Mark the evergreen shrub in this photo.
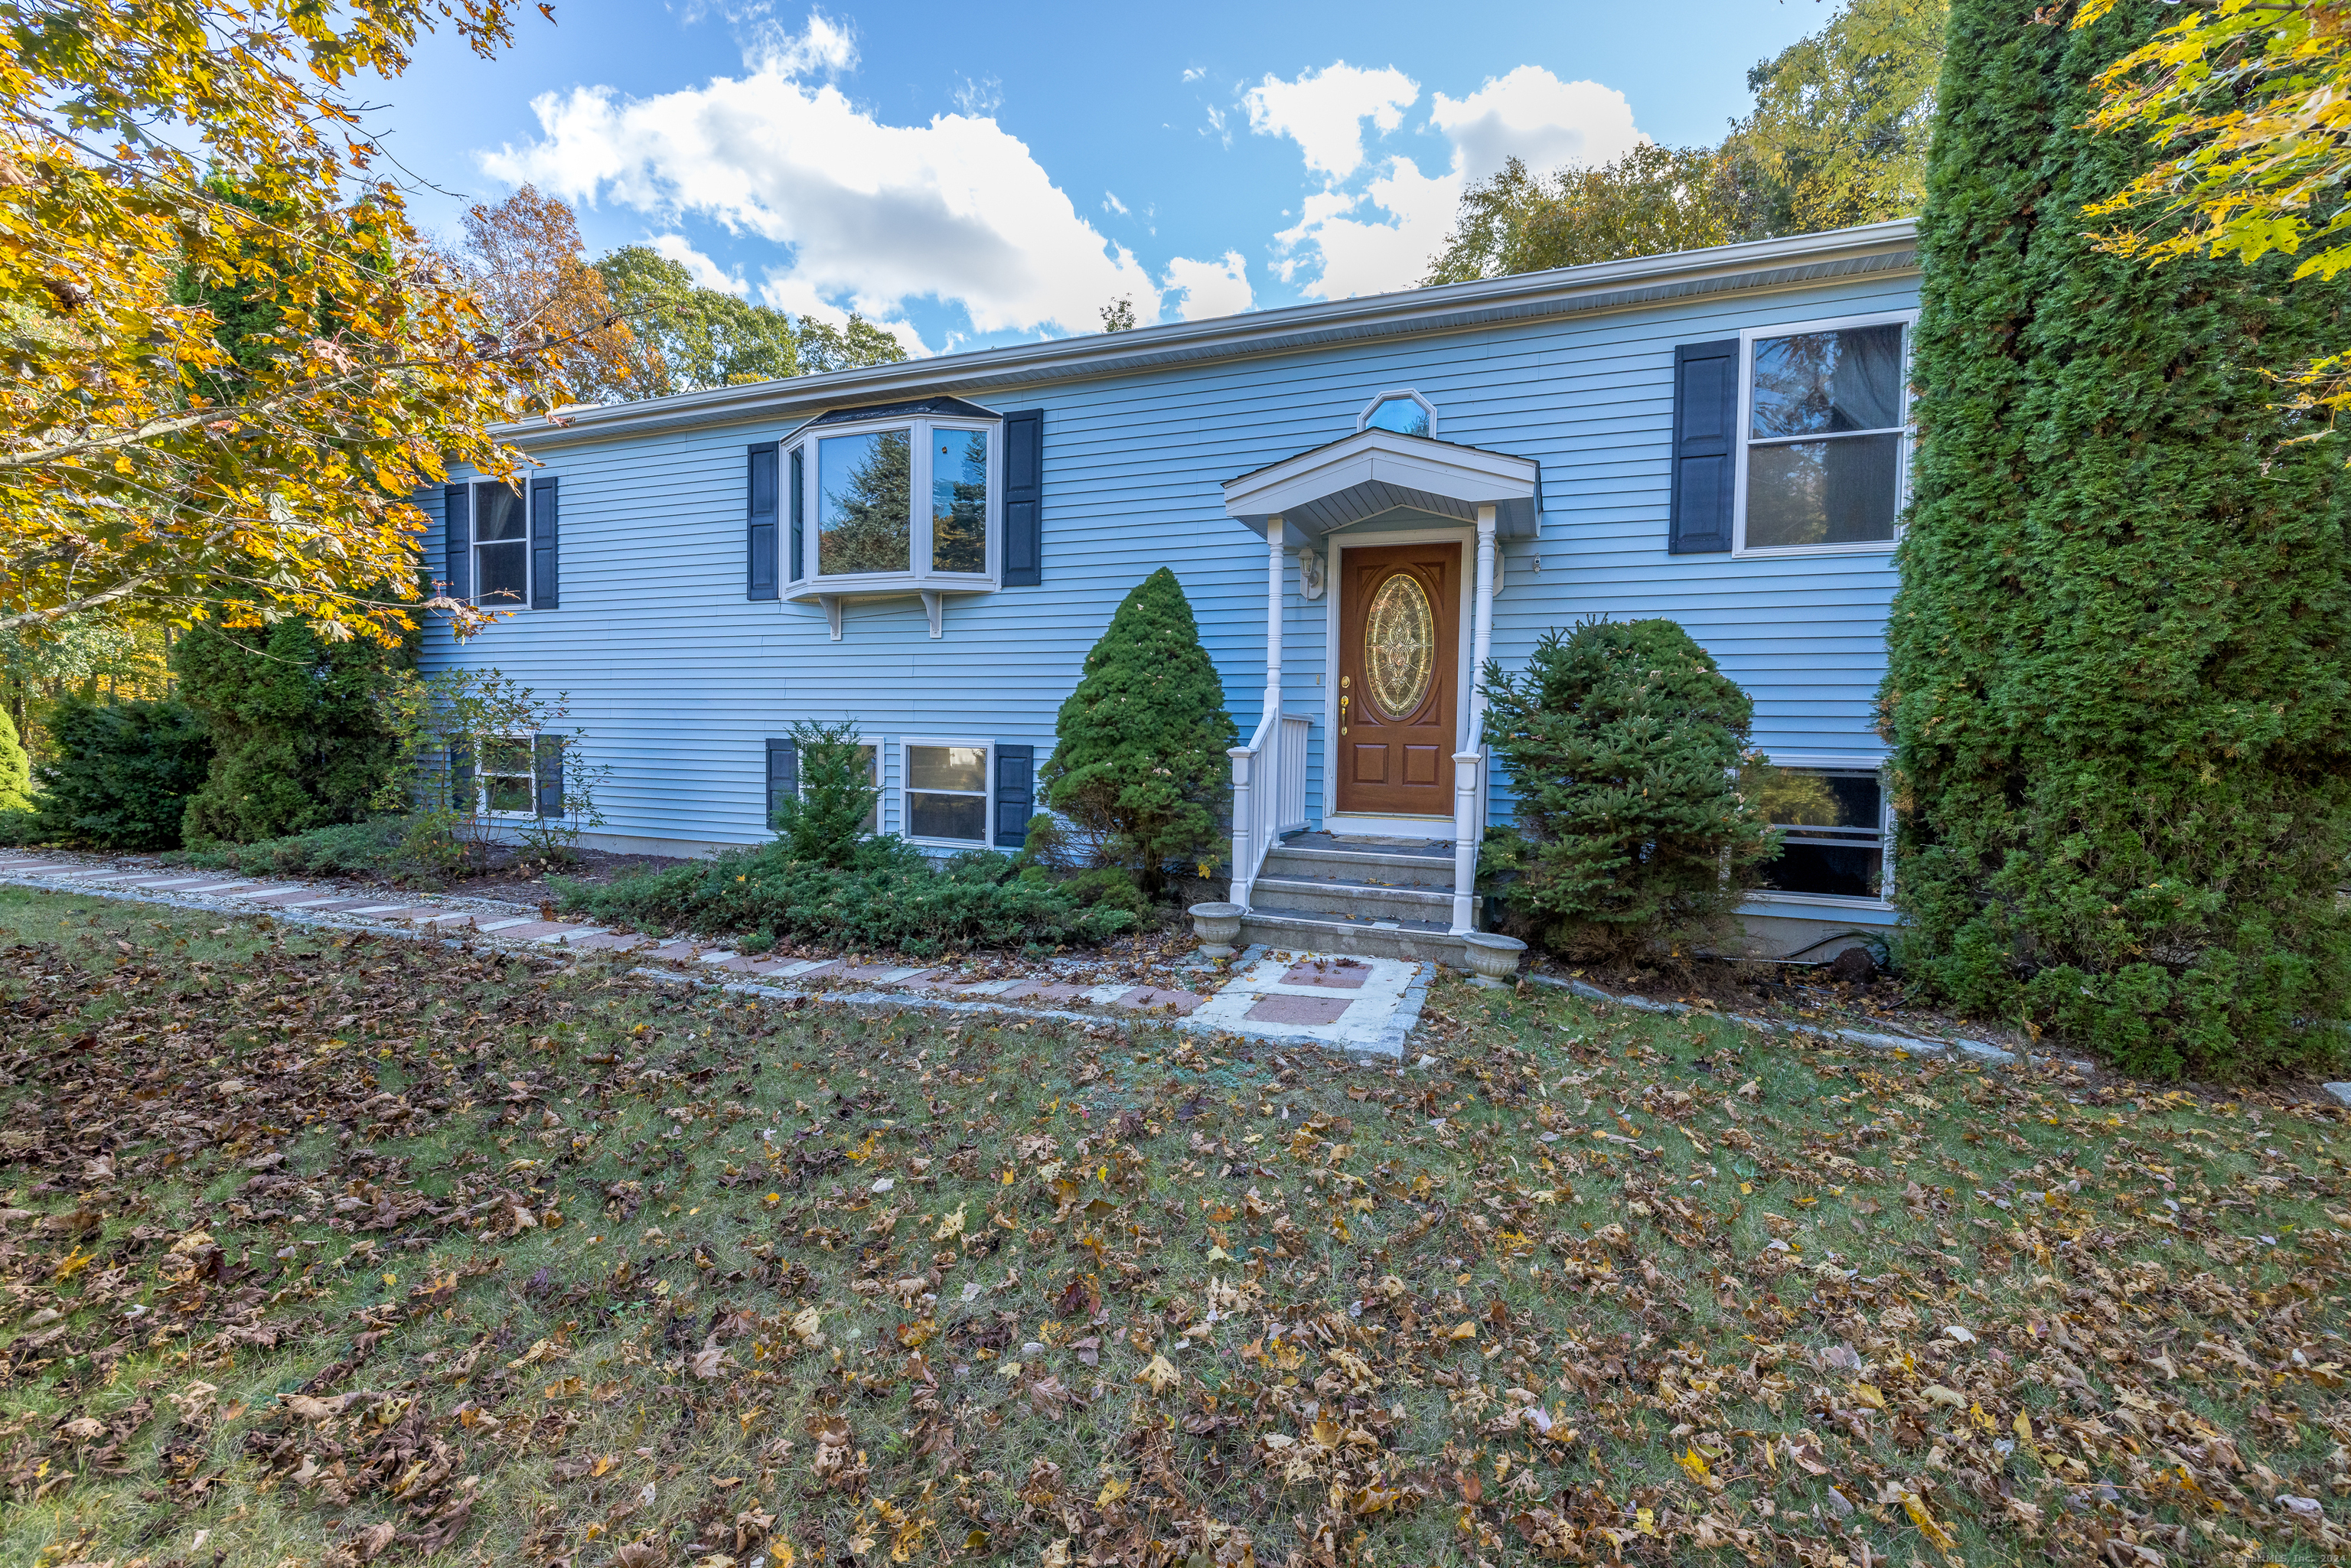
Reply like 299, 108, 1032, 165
177, 817, 420, 883
773, 717, 878, 868
1482, 618, 1778, 960
0, 706, 30, 813
33, 697, 213, 850
1884, 0, 2351, 1079
559, 836, 1133, 956
1038, 567, 1237, 895
172, 618, 404, 845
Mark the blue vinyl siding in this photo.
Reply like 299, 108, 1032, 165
420, 268, 1919, 850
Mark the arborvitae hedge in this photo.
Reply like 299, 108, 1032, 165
1885, 0, 2351, 1078
172, 619, 405, 846
1039, 567, 1237, 895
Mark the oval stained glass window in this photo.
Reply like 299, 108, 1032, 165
1364, 572, 1436, 717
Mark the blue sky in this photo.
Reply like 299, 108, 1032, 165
373, 0, 1831, 356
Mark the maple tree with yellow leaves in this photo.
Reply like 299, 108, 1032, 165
0, 0, 608, 647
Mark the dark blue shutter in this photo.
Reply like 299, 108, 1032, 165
787, 446, 805, 583
533, 735, 564, 817
530, 474, 559, 608
1001, 409, 1042, 586
993, 743, 1034, 848
1668, 339, 1740, 554
442, 484, 471, 601
765, 738, 797, 833
448, 743, 474, 812
747, 442, 779, 600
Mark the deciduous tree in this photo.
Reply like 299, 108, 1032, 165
2079, 0, 2351, 426
1, 0, 579, 646
1424, 147, 1741, 285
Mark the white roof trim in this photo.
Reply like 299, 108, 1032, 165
497, 218, 1918, 451
1223, 429, 1541, 542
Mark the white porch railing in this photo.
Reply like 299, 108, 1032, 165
1228, 711, 1309, 911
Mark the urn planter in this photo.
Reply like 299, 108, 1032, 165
1189, 901, 1244, 959
1459, 931, 1527, 988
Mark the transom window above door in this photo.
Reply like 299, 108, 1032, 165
1737, 313, 1913, 554
784, 409, 999, 589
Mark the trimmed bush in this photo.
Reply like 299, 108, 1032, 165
1482, 618, 1778, 959
0, 706, 30, 813
559, 836, 1133, 956
1039, 568, 1237, 895
1883, 0, 2351, 1080
33, 697, 213, 850
173, 618, 404, 845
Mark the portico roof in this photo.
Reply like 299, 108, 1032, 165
1221, 428, 1541, 543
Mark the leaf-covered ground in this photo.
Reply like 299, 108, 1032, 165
2, 885, 2347, 1568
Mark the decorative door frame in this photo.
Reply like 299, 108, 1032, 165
1319, 523, 1478, 833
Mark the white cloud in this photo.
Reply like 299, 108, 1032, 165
481, 12, 1155, 336
651, 233, 748, 296
1181, 66, 1205, 83
1262, 62, 1649, 300
1104, 190, 1129, 216
1243, 62, 1419, 181
1277, 161, 1460, 300
1430, 66, 1642, 184
1160, 250, 1252, 321
742, 9, 856, 75
953, 76, 1002, 115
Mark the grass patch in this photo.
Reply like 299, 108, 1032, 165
0, 886, 2346, 1568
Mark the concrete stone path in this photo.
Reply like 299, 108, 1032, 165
0, 850, 1434, 1058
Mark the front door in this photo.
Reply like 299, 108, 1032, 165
1335, 541, 1459, 817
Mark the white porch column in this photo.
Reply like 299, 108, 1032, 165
1469, 505, 1497, 711
1264, 515, 1285, 723
1451, 504, 1500, 934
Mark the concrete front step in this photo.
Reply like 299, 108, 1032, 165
1247, 872, 1452, 922
1241, 906, 1468, 966
1260, 843, 1456, 890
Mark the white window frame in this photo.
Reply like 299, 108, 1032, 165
789, 415, 1001, 593
468, 478, 536, 610
1355, 387, 1437, 438
1744, 751, 1894, 910
1733, 309, 1917, 559
898, 736, 993, 850
476, 733, 541, 822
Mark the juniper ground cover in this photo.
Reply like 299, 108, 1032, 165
1, 886, 2345, 1568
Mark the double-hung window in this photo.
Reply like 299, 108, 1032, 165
1736, 313, 1913, 554
901, 739, 991, 847
788, 412, 997, 588
472, 481, 531, 605
475, 736, 540, 818
1746, 759, 1891, 902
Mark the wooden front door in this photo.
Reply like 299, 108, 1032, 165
1335, 541, 1460, 816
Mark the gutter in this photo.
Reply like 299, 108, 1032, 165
497, 220, 1920, 451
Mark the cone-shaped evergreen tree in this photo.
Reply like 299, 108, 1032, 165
1040, 568, 1237, 895
0, 706, 30, 813
1884, 0, 2351, 1078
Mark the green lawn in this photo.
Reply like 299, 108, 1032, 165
1, 885, 2345, 1568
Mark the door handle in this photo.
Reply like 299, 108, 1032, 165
1339, 676, 1351, 736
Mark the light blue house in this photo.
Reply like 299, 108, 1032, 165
422, 218, 1921, 964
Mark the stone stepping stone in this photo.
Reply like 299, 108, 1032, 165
1243, 993, 1354, 1026
1280, 959, 1372, 990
